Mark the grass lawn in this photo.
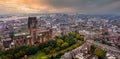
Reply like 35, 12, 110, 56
29, 51, 49, 59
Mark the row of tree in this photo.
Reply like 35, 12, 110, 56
0, 46, 39, 59
88, 45, 105, 59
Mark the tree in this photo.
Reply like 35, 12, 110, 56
39, 42, 46, 50
75, 58, 79, 59
94, 48, 105, 59
55, 52, 63, 58
55, 47, 60, 51
2, 48, 14, 56
43, 47, 51, 54
76, 34, 84, 40
56, 39, 64, 47
118, 45, 120, 49
1, 54, 13, 59
0, 45, 3, 53
13, 46, 27, 53
102, 32, 108, 36
14, 50, 25, 58
61, 42, 69, 49
48, 40, 57, 48
64, 37, 76, 46
90, 45, 98, 54
25, 46, 39, 55
69, 32, 76, 38
0, 38, 1, 42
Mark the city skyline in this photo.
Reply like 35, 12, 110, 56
0, 0, 120, 15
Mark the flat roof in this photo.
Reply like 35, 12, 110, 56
14, 32, 29, 36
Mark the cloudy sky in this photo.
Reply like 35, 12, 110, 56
0, 0, 120, 15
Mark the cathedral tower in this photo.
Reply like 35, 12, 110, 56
28, 17, 38, 45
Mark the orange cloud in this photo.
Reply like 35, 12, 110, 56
0, 0, 76, 14
0, 0, 53, 14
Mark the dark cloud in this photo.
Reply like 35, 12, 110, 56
0, 0, 120, 14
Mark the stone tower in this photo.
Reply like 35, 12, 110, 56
28, 17, 38, 45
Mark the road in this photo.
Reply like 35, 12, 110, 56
86, 40, 120, 54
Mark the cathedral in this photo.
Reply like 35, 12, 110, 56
3, 17, 52, 48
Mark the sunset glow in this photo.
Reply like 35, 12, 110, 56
0, 0, 120, 14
